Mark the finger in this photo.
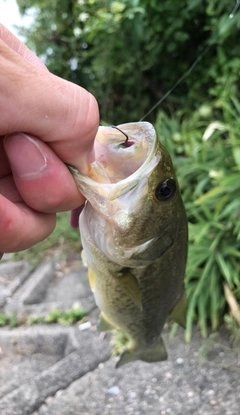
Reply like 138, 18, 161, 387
0, 36, 99, 172
0, 196, 56, 253
4, 133, 85, 212
0, 24, 48, 70
0, 174, 22, 203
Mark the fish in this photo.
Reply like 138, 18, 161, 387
69, 121, 188, 367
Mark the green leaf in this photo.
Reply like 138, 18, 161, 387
215, 253, 234, 288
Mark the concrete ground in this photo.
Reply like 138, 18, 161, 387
0, 257, 239, 415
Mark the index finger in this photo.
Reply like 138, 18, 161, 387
0, 24, 99, 172
0, 24, 48, 70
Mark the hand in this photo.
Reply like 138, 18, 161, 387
0, 24, 99, 256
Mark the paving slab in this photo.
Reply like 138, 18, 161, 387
0, 258, 239, 415
0, 325, 111, 415
32, 329, 240, 415
4, 261, 95, 319
0, 261, 31, 308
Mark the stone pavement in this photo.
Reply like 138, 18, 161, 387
0, 258, 239, 415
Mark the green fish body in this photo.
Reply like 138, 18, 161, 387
70, 122, 188, 367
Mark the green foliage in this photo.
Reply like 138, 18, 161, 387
111, 329, 130, 356
0, 314, 8, 326
17, 0, 240, 123
0, 307, 86, 327
155, 97, 240, 341
28, 306, 87, 325
224, 315, 240, 349
0, 313, 19, 328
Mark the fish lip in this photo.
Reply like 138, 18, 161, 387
68, 122, 159, 201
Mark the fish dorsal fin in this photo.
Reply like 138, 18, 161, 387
116, 337, 167, 368
113, 269, 142, 309
169, 289, 187, 329
97, 312, 115, 332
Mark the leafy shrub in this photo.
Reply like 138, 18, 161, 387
17, 0, 240, 123
155, 97, 240, 340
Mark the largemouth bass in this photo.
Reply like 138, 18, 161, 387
69, 122, 188, 367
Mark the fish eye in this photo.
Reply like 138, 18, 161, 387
155, 179, 176, 201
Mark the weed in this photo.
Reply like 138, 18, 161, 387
0, 313, 19, 327
111, 329, 130, 357
27, 306, 87, 325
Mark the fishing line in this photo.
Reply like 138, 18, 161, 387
139, 44, 212, 121
229, 0, 240, 18
140, 0, 240, 121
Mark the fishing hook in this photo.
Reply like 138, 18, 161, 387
111, 125, 129, 145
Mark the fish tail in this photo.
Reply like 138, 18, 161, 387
116, 337, 167, 368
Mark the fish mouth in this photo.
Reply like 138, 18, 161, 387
68, 122, 160, 203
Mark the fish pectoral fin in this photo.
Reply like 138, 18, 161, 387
116, 338, 167, 368
113, 269, 142, 309
97, 312, 115, 332
81, 250, 88, 267
169, 289, 187, 329
88, 268, 95, 292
